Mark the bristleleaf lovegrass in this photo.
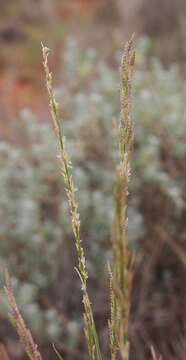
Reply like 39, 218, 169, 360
109, 35, 135, 360
4, 37, 135, 360
42, 43, 103, 360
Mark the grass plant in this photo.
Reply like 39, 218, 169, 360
42, 43, 102, 360
4, 37, 135, 359
109, 35, 135, 360
4, 271, 43, 360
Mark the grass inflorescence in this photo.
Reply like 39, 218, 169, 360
4, 37, 135, 360
109, 35, 135, 360
42, 43, 103, 360
4, 271, 43, 360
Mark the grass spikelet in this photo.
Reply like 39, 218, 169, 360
4, 270, 43, 360
109, 35, 135, 360
42, 44, 102, 360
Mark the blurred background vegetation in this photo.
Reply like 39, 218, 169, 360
0, 1, 186, 359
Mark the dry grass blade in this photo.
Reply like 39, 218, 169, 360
42, 44, 102, 360
4, 270, 43, 360
151, 346, 163, 360
109, 35, 135, 360
53, 344, 64, 360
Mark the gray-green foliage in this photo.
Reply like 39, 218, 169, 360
0, 37, 185, 347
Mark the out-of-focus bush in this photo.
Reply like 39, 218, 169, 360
115, 0, 186, 62
0, 38, 186, 358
